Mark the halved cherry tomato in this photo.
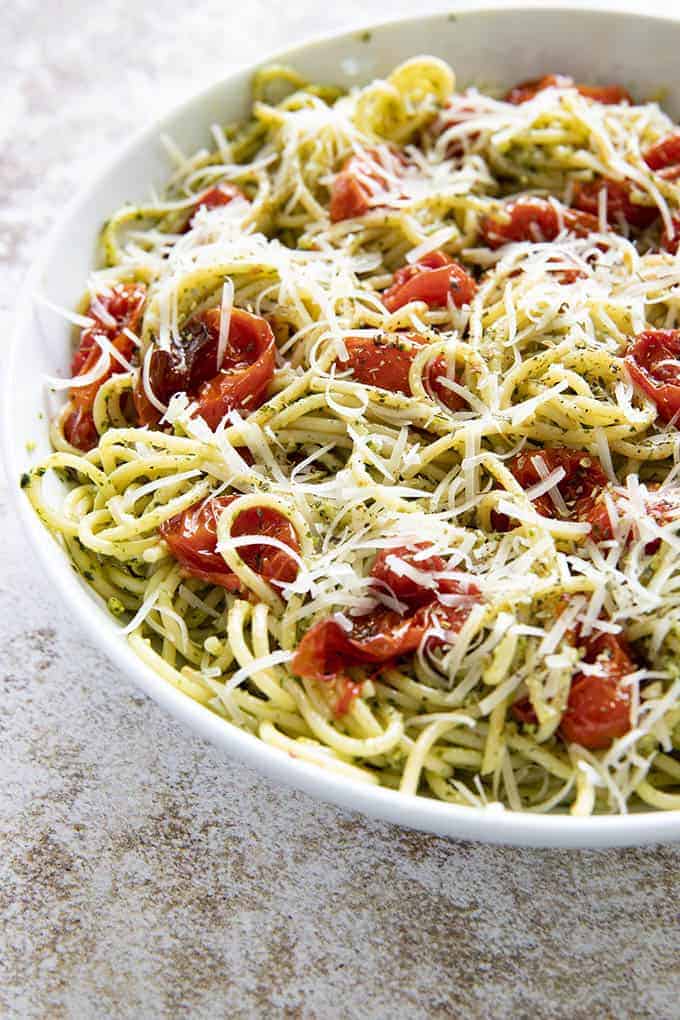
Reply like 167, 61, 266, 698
382, 251, 477, 312
339, 334, 466, 412
134, 307, 275, 430
371, 544, 445, 606
644, 134, 680, 181
585, 483, 679, 550
65, 282, 147, 451
184, 184, 248, 232
559, 633, 635, 749
505, 448, 608, 522
370, 542, 474, 607
293, 585, 478, 680
505, 74, 631, 106
160, 494, 299, 591
329, 148, 407, 222
661, 217, 680, 254
572, 178, 659, 230
480, 197, 598, 249
625, 329, 680, 423
339, 335, 419, 395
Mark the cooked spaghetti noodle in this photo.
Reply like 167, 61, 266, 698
24, 58, 680, 814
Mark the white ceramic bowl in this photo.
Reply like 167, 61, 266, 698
6, 6, 680, 847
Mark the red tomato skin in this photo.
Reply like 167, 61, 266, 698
507, 448, 609, 520
134, 307, 275, 429
339, 334, 466, 411
66, 283, 147, 451
572, 178, 659, 230
644, 134, 680, 180
505, 74, 574, 104
480, 197, 598, 249
585, 484, 677, 550
382, 251, 477, 312
513, 631, 635, 748
339, 335, 419, 395
661, 217, 680, 254
64, 407, 100, 451
559, 634, 634, 749
160, 495, 299, 591
329, 149, 407, 223
371, 543, 448, 606
505, 74, 631, 106
185, 184, 247, 230
292, 580, 480, 684
329, 160, 372, 222
625, 329, 680, 423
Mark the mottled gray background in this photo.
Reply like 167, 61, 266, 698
1, 1, 679, 1017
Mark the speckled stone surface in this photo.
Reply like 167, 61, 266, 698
1, 2, 680, 1017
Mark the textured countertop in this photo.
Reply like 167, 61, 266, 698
2, 2, 679, 1017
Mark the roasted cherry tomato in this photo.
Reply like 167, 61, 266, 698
382, 251, 477, 312
585, 483, 679, 551
65, 282, 147, 451
661, 217, 680, 255
160, 495, 299, 591
644, 133, 680, 181
369, 543, 478, 607
292, 584, 478, 680
480, 197, 598, 249
339, 334, 466, 412
572, 178, 659, 230
513, 630, 635, 749
184, 184, 247, 231
329, 148, 407, 222
371, 544, 445, 606
134, 306, 275, 429
505, 448, 608, 522
505, 74, 631, 106
625, 329, 680, 423
559, 633, 635, 749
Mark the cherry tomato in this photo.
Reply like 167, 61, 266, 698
507, 448, 608, 521
572, 178, 659, 230
184, 184, 247, 231
662, 217, 680, 255
339, 334, 466, 412
63, 407, 100, 451
134, 307, 275, 429
480, 197, 598, 248
292, 585, 478, 682
71, 282, 146, 375
585, 483, 678, 551
625, 329, 680, 423
644, 134, 680, 181
505, 74, 631, 105
339, 335, 420, 395
559, 633, 635, 749
65, 283, 147, 451
382, 251, 477, 312
329, 148, 407, 222
160, 495, 299, 591
371, 543, 447, 606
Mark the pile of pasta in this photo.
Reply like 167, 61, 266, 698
25, 58, 680, 814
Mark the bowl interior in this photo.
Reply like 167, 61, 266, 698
7, 6, 680, 847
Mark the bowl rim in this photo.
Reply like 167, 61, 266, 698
5, 3, 680, 847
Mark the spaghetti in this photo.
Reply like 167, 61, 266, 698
24, 58, 680, 814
